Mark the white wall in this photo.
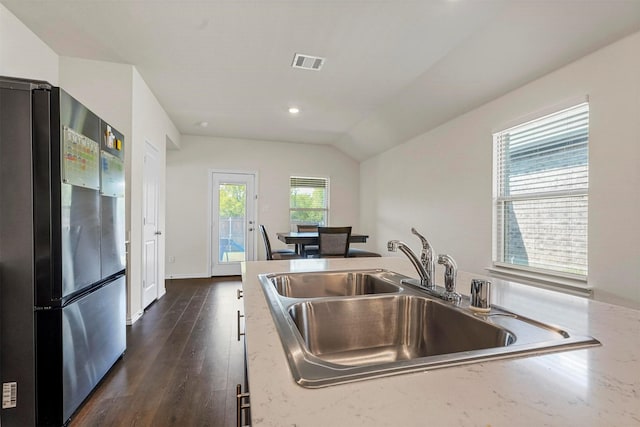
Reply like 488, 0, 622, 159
0, 4, 58, 83
165, 136, 361, 277
131, 68, 181, 306
59, 57, 132, 136
361, 31, 640, 306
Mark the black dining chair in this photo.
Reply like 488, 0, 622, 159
296, 224, 319, 257
259, 225, 303, 260
347, 248, 382, 257
316, 226, 352, 258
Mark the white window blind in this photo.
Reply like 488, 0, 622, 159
493, 102, 589, 278
290, 176, 329, 229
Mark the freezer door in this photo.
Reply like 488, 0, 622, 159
36, 275, 126, 425
61, 184, 102, 298
61, 275, 126, 422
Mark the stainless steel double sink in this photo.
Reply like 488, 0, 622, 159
258, 269, 600, 388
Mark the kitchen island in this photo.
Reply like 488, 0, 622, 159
241, 257, 640, 426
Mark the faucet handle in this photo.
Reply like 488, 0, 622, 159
411, 228, 435, 284
411, 228, 431, 252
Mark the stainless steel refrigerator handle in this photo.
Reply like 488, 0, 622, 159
237, 310, 245, 341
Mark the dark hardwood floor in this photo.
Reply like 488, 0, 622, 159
69, 276, 245, 427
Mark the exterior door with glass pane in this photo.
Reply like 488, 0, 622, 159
211, 172, 256, 276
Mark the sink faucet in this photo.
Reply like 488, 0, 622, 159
437, 254, 461, 303
410, 228, 435, 289
387, 228, 435, 289
388, 228, 462, 305
387, 240, 431, 287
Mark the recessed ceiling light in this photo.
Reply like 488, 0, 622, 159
288, 107, 300, 115
198, 121, 208, 128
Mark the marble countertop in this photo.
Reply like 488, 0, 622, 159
241, 257, 640, 426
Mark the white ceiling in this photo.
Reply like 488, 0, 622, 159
3, 0, 640, 160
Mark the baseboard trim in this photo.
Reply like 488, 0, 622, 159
126, 310, 144, 325
165, 273, 210, 280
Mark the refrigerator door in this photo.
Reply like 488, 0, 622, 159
100, 195, 126, 278
61, 184, 101, 298
100, 120, 126, 278
31, 87, 104, 305
61, 183, 102, 298
58, 90, 103, 299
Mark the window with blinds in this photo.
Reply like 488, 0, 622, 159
290, 176, 329, 229
493, 102, 589, 279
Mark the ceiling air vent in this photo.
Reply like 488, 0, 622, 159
291, 53, 325, 71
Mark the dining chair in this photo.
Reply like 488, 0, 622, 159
317, 226, 351, 258
296, 224, 319, 257
259, 225, 303, 260
347, 248, 382, 257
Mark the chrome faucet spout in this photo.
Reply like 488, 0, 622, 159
387, 240, 431, 287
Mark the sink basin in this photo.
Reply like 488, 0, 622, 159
268, 269, 401, 298
258, 269, 600, 388
289, 295, 515, 366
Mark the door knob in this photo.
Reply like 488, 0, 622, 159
155, 231, 162, 235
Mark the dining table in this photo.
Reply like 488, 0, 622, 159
276, 231, 369, 256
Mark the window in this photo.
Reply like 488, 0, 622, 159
493, 102, 589, 279
290, 176, 328, 229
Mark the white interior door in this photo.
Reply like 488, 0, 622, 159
142, 142, 160, 309
210, 172, 256, 276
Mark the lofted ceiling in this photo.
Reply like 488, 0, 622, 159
3, 0, 640, 161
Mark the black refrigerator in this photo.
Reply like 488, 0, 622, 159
0, 77, 126, 426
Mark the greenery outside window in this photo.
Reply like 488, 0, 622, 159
493, 102, 589, 280
290, 176, 328, 230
